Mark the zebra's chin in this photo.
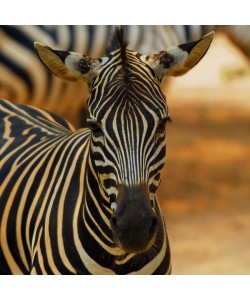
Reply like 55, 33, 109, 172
111, 231, 157, 254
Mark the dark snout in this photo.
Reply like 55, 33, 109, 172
110, 184, 158, 253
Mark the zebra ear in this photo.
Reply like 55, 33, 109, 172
141, 31, 214, 78
34, 42, 105, 83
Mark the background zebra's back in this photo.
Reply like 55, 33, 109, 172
0, 25, 206, 128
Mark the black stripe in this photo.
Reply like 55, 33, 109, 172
31, 254, 42, 274
0, 248, 13, 274
184, 25, 191, 40
50, 49, 70, 63
0, 54, 34, 101
179, 39, 199, 54
87, 25, 95, 55
152, 236, 171, 275
37, 25, 59, 43
67, 25, 75, 50
2, 26, 34, 49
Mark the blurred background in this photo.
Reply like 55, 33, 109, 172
0, 26, 249, 274
159, 32, 250, 274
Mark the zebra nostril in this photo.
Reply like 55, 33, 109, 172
149, 216, 158, 236
150, 199, 155, 208
110, 215, 126, 234
110, 215, 118, 230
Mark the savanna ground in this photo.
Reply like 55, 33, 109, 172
157, 33, 250, 274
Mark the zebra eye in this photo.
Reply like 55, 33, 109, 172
156, 115, 171, 135
157, 121, 166, 135
87, 120, 103, 138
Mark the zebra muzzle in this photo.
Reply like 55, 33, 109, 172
110, 184, 159, 253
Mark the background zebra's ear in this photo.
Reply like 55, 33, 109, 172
141, 31, 215, 79
34, 42, 104, 83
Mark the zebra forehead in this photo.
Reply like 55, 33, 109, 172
88, 55, 167, 119
90, 96, 167, 126
100, 110, 164, 138
87, 28, 168, 123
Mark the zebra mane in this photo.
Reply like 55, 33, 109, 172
106, 26, 128, 55
106, 26, 130, 82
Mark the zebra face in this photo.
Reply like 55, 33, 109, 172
85, 49, 171, 253
34, 28, 214, 253
86, 53, 169, 198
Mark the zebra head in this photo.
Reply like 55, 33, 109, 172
34, 27, 214, 254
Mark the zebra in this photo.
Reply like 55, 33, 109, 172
1, 25, 248, 129
0, 27, 214, 274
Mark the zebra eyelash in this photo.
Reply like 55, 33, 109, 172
162, 114, 172, 124
156, 114, 171, 135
